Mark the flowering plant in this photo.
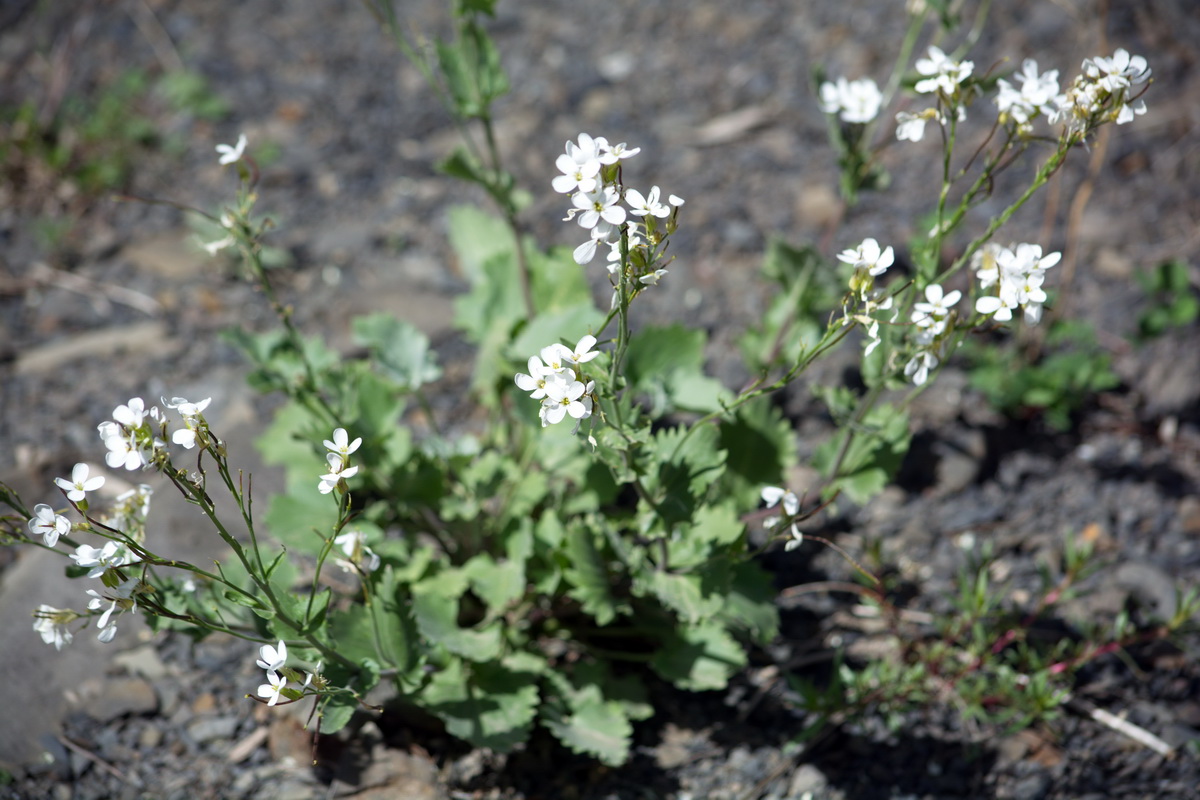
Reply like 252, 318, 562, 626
1, 0, 1181, 769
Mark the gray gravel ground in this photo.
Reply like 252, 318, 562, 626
2, 0, 1200, 798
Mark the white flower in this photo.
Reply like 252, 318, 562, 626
33, 605, 74, 650
837, 238, 894, 276
333, 530, 381, 574
317, 453, 359, 495
70, 540, 132, 578
838, 237, 894, 298
1084, 48, 1150, 94
669, 194, 685, 207
112, 398, 149, 429
895, 108, 944, 142
974, 243, 1059, 324
819, 76, 883, 124
257, 671, 287, 706
540, 376, 593, 427
55, 463, 106, 503
639, 268, 668, 286
164, 396, 212, 449
911, 283, 961, 334
85, 577, 139, 643
201, 235, 235, 256
323, 428, 362, 460
256, 640, 288, 672
515, 356, 555, 399
103, 484, 154, 538
598, 140, 640, 164
762, 486, 803, 550
625, 186, 670, 219
914, 46, 974, 96
573, 186, 627, 230
996, 60, 1060, 131
552, 143, 601, 195
904, 351, 939, 386
216, 134, 248, 166
539, 342, 574, 373
565, 334, 600, 366
29, 504, 71, 548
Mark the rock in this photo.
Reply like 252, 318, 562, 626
787, 763, 829, 796
342, 748, 446, 800
73, 677, 158, 723
113, 644, 169, 681
187, 715, 240, 745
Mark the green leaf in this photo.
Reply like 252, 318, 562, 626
421, 659, 539, 752
562, 521, 620, 626
543, 689, 634, 766
625, 324, 706, 391
319, 691, 358, 734
412, 583, 502, 662
639, 571, 723, 624
463, 553, 524, 617
720, 561, 780, 643
718, 398, 796, 503
352, 314, 442, 390
329, 566, 420, 677
263, 488, 339, 557
642, 425, 727, 525
811, 400, 910, 504
651, 621, 747, 691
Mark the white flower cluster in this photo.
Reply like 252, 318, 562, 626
1052, 48, 1150, 136
254, 640, 322, 707
905, 283, 962, 386
973, 242, 1061, 324
318, 427, 361, 495
819, 76, 883, 124
838, 237, 898, 357
28, 395, 211, 649
915, 46, 975, 97
552, 133, 683, 267
761, 486, 803, 551
995, 59, 1060, 133
514, 334, 600, 429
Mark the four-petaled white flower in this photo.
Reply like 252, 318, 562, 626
70, 540, 132, 578
552, 144, 601, 195
258, 671, 288, 706
565, 334, 600, 366
625, 186, 670, 219
317, 453, 359, 495
515, 356, 555, 399
573, 186, 627, 231
895, 108, 944, 143
85, 577, 139, 643
838, 237, 894, 298
323, 428, 362, 460
904, 350, 940, 386
33, 605, 74, 650
761, 486, 804, 550
55, 463, 105, 503
333, 530, 382, 574
216, 134, 248, 166
164, 396, 212, 449
540, 376, 594, 427
598, 140, 640, 164
256, 640, 288, 672
914, 46, 974, 96
819, 76, 883, 124
911, 283, 961, 335
29, 504, 72, 548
